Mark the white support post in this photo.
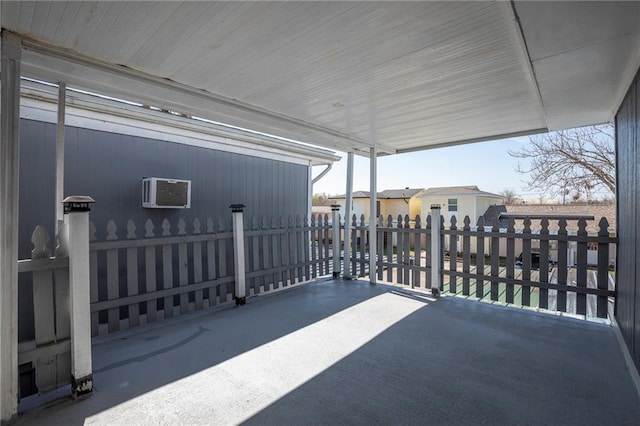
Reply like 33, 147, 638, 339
331, 204, 341, 278
369, 146, 377, 284
55, 83, 66, 235
430, 205, 442, 296
307, 161, 313, 227
343, 152, 354, 279
231, 204, 247, 306
0, 31, 22, 422
62, 196, 95, 399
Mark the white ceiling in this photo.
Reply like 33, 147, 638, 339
2, 1, 639, 155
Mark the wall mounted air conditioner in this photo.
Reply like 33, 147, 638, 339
142, 177, 191, 209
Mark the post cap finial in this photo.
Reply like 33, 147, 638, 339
63, 195, 95, 213
229, 204, 245, 212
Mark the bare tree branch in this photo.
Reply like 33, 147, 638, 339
500, 188, 519, 205
509, 124, 615, 198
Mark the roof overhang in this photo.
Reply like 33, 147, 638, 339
19, 79, 341, 166
2, 1, 639, 156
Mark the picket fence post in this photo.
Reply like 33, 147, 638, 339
430, 205, 442, 296
62, 196, 94, 399
331, 205, 341, 278
230, 204, 247, 306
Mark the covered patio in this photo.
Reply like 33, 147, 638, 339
2, 1, 640, 423
14, 280, 640, 425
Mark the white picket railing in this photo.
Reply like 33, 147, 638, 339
17, 226, 71, 395
87, 213, 335, 337
342, 210, 616, 319
15, 205, 617, 404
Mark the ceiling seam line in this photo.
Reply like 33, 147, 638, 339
505, 0, 549, 130
395, 128, 548, 154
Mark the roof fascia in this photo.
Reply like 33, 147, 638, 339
20, 81, 341, 166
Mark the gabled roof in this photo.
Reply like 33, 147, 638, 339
330, 188, 424, 200
482, 205, 510, 228
419, 186, 502, 198
329, 191, 381, 200
379, 188, 425, 199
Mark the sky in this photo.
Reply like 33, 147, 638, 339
311, 136, 544, 199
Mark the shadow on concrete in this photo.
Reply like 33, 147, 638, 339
15, 279, 395, 424
14, 279, 640, 425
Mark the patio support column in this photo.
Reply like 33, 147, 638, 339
369, 146, 377, 284
230, 204, 247, 306
430, 205, 442, 296
63, 196, 95, 399
343, 152, 354, 279
0, 31, 21, 423
55, 83, 66, 236
331, 205, 341, 278
307, 161, 313, 227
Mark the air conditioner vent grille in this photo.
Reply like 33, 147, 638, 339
142, 177, 191, 209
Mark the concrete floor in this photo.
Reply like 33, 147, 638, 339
14, 279, 640, 425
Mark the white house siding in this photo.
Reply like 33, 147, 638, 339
380, 199, 413, 222
334, 198, 371, 224
409, 198, 422, 219
475, 197, 503, 223
420, 195, 502, 228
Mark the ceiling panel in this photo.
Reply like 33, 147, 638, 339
1, 1, 638, 155
514, 0, 640, 130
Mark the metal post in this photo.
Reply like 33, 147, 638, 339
430, 205, 442, 296
55, 83, 66, 235
343, 152, 354, 279
307, 161, 313, 228
331, 205, 341, 278
369, 146, 377, 284
62, 196, 95, 399
230, 204, 247, 306
0, 31, 21, 422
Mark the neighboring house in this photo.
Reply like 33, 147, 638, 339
418, 186, 503, 225
329, 191, 382, 223
329, 188, 424, 223
482, 204, 616, 265
378, 188, 424, 222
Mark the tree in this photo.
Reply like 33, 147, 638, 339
312, 193, 329, 206
500, 188, 519, 205
509, 124, 615, 198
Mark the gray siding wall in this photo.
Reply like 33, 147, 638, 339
18, 118, 309, 340
615, 73, 640, 373
19, 118, 309, 254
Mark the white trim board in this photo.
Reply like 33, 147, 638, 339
19, 83, 340, 167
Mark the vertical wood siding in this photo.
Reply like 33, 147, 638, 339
17, 118, 309, 341
615, 75, 640, 372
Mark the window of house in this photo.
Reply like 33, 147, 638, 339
448, 198, 458, 212
376, 200, 381, 218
